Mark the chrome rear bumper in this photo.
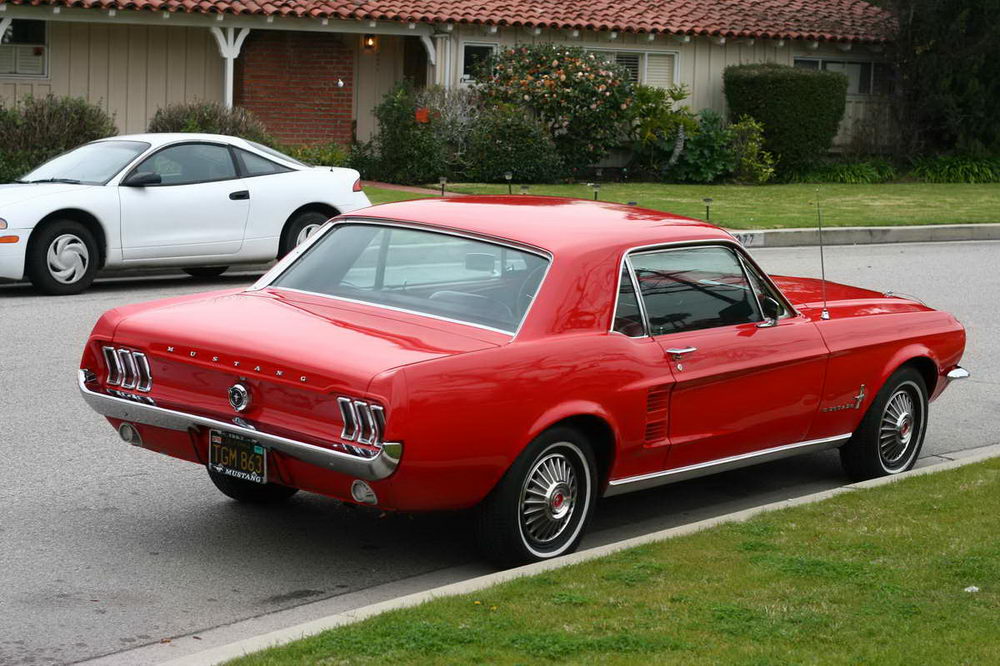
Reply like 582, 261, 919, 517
78, 370, 401, 480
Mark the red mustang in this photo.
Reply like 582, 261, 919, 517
79, 197, 968, 565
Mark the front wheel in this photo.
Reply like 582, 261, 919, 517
839, 366, 928, 481
208, 468, 299, 504
476, 427, 597, 568
26, 220, 99, 295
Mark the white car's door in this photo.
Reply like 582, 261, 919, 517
119, 142, 250, 260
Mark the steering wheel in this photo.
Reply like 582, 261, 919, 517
516, 265, 547, 315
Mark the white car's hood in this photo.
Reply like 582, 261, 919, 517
0, 183, 100, 208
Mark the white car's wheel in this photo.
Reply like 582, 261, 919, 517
26, 220, 99, 295
280, 210, 331, 257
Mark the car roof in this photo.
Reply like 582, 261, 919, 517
352, 196, 735, 255
100, 133, 253, 149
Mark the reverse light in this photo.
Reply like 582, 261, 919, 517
352, 177, 363, 192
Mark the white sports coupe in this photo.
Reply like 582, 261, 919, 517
0, 133, 371, 294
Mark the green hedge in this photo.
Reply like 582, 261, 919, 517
147, 101, 271, 143
724, 63, 848, 172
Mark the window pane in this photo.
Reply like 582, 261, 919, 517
2, 20, 45, 45
237, 148, 288, 176
246, 140, 308, 167
136, 144, 237, 185
613, 265, 644, 336
615, 53, 641, 83
22, 140, 150, 184
793, 59, 820, 70
873, 63, 894, 96
462, 45, 495, 81
742, 259, 787, 319
631, 247, 760, 335
272, 224, 549, 333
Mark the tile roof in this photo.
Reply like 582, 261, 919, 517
4, 0, 895, 43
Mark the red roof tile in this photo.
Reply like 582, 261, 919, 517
5, 0, 895, 43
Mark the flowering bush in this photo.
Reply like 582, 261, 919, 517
626, 84, 698, 179
477, 43, 634, 170
466, 105, 566, 183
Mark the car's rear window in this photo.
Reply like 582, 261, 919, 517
271, 223, 550, 333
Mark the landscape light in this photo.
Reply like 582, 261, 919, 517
593, 182, 601, 200
439, 176, 448, 197
504, 171, 513, 194
703, 197, 713, 221
520, 184, 529, 195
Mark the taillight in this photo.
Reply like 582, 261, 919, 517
338, 397, 387, 447
352, 177, 363, 192
102, 346, 153, 392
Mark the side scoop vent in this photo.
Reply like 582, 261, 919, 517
644, 384, 670, 443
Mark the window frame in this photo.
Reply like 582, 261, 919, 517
611, 240, 797, 338
584, 47, 680, 88
232, 147, 293, 179
792, 56, 891, 97
121, 141, 242, 187
459, 41, 499, 84
0, 19, 49, 79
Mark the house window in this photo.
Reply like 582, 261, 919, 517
461, 43, 498, 82
793, 58, 893, 96
0, 19, 47, 77
589, 50, 676, 88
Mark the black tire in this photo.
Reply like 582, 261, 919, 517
476, 427, 597, 568
839, 366, 928, 482
279, 210, 331, 257
26, 219, 99, 295
208, 468, 299, 504
183, 266, 229, 278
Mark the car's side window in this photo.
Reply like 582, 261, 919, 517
630, 246, 762, 335
132, 143, 238, 186
741, 256, 790, 319
235, 148, 291, 177
613, 264, 645, 337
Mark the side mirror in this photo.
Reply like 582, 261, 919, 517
465, 253, 496, 272
122, 171, 161, 187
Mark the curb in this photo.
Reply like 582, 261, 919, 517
729, 223, 1000, 248
163, 443, 1000, 666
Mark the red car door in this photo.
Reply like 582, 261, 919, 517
628, 244, 829, 469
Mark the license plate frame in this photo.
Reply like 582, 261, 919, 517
208, 430, 267, 484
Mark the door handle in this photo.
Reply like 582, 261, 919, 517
229, 190, 250, 200
665, 346, 697, 359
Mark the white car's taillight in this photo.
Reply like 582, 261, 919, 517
352, 177, 363, 192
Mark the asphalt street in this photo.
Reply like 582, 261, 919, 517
1, 241, 997, 665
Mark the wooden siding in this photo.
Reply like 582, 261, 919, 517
0, 22, 223, 134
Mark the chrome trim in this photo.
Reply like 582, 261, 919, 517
947, 366, 970, 380
134, 352, 152, 392
603, 433, 852, 497
249, 218, 554, 340
338, 397, 359, 440
103, 346, 123, 386
78, 370, 402, 481
117, 348, 138, 390
665, 346, 697, 358
355, 400, 377, 445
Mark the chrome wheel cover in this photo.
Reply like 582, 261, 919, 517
879, 385, 920, 470
519, 449, 580, 547
47, 233, 89, 284
295, 223, 322, 247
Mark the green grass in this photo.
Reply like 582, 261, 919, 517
365, 183, 1000, 229
229, 458, 1000, 665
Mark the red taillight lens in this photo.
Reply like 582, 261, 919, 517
352, 177, 363, 192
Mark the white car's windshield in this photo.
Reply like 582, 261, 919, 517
20, 140, 151, 185
271, 223, 550, 334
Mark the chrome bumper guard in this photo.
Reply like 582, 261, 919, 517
78, 370, 401, 481
946, 366, 970, 380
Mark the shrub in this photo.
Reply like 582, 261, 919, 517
362, 81, 448, 184
0, 95, 117, 183
729, 115, 776, 185
414, 86, 481, 173
626, 84, 698, 179
670, 111, 734, 184
465, 105, 565, 183
477, 43, 634, 170
147, 102, 271, 144
910, 156, 1000, 183
788, 159, 898, 184
724, 63, 848, 172
281, 142, 349, 167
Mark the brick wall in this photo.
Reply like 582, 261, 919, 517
235, 31, 355, 146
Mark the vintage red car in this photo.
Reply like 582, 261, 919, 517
79, 197, 969, 565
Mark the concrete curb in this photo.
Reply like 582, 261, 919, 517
729, 223, 1000, 248
163, 443, 1000, 666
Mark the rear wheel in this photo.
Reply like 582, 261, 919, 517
208, 468, 299, 504
183, 266, 229, 278
26, 220, 99, 295
476, 427, 597, 568
840, 366, 928, 481
279, 210, 330, 257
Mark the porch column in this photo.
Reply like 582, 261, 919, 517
210, 26, 251, 108
433, 33, 451, 87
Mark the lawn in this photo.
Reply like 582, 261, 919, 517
364, 183, 1000, 229
230, 458, 1000, 665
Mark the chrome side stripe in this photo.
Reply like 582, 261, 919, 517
603, 433, 853, 497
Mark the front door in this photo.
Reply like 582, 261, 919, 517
629, 244, 829, 468
119, 142, 249, 260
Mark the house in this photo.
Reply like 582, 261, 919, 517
0, 0, 893, 147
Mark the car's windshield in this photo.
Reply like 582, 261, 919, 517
245, 140, 308, 167
19, 140, 151, 185
271, 223, 550, 333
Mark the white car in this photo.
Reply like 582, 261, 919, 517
0, 133, 371, 294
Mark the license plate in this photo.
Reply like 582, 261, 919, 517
208, 430, 267, 484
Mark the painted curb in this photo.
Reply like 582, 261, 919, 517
163, 443, 1000, 666
729, 223, 1000, 248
